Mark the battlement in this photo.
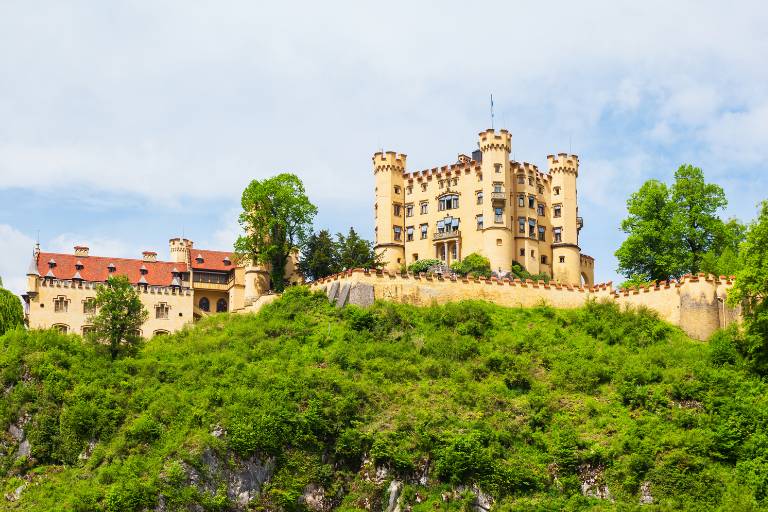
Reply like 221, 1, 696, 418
547, 153, 579, 174
403, 161, 481, 180
373, 151, 407, 173
512, 161, 540, 173
478, 128, 511, 152
615, 273, 736, 296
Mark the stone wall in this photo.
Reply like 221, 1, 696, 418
310, 270, 740, 341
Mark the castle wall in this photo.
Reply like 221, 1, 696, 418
310, 270, 740, 341
27, 279, 193, 337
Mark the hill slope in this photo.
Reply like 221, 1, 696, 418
0, 288, 766, 511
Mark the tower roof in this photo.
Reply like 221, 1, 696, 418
26, 250, 39, 276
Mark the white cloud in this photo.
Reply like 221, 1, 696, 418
48, 233, 135, 259
0, 225, 35, 297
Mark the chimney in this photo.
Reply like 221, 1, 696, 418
74, 246, 89, 257
142, 251, 158, 263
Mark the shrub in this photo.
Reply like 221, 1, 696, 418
407, 259, 442, 274
450, 253, 492, 278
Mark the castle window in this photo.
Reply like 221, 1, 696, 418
199, 297, 210, 312
54, 296, 69, 313
216, 299, 228, 313
439, 180, 445, 189
421, 183, 427, 192
438, 194, 459, 211
82, 325, 94, 335
406, 185, 413, 195
494, 163, 502, 173
518, 216, 526, 233
517, 175, 525, 184
393, 204, 402, 217
420, 224, 428, 239
406, 226, 414, 242
538, 226, 546, 241
451, 244, 458, 259
554, 186, 561, 196
394, 185, 401, 194
493, 182, 503, 193
476, 191, 483, 205
554, 204, 562, 218
83, 298, 96, 314
374, 204, 378, 218
393, 226, 402, 241
476, 215, 484, 230
528, 195, 535, 209
153, 330, 169, 336
412, 253, 419, 262
518, 195, 525, 207
537, 203, 545, 216
559, 256, 565, 263
494, 207, 504, 224
529, 177, 534, 186
156, 302, 170, 319
554, 227, 562, 243
108, 263, 116, 273
528, 219, 536, 238
53, 324, 69, 334
477, 173, 483, 182
452, 178, 458, 186
420, 202, 428, 215
538, 185, 544, 194
531, 250, 535, 258
405, 204, 413, 217
520, 248, 525, 256
541, 255, 548, 264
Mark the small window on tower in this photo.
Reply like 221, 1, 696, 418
520, 248, 525, 256
393, 226, 402, 241
393, 204, 402, 217
394, 185, 401, 194
554, 204, 562, 218
405, 204, 413, 217
554, 227, 562, 243
406, 226, 414, 242
476, 191, 483, 205
420, 224, 428, 239
554, 186, 561, 196
421, 182, 427, 192
541, 255, 548, 264
494, 163, 502, 173
517, 175, 525, 184
559, 256, 565, 263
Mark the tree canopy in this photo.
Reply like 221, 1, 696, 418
89, 275, 148, 360
298, 227, 381, 282
0, 285, 24, 336
616, 165, 730, 282
235, 173, 317, 292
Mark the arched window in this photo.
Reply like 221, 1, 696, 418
153, 330, 169, 336
216, 299, 228, 313
52, 324, 69, 334
199, 297, 210, 312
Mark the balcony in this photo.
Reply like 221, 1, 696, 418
491, 191, 506, 201
433, 229, 461, 241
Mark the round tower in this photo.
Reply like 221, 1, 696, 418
373, 151, 407, 271
547, 153, 581, 285
478, 129, 513, 273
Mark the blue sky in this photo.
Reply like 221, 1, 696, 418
2, 2, 767, 295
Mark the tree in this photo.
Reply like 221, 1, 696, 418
615, 180, 682, 282
670, 164, 727, 274
701, 218, 747, 276
616, 166, 727, 282
0, 285, 24, 336
336, 227, 381, 271
235, 174, 318, 292
728, 201, 768, 374
298, 230, 340, 281
89, 275, 148, 360
450, 253, 492, 278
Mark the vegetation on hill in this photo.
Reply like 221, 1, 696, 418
1, 289, 767, 511
0, 283, 23, 336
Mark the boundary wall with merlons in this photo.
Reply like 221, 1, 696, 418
308, 270, 740, 340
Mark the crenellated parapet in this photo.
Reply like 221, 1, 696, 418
547, 153, 579, 175
373, 151, 407, 174
478, 128, 511, 152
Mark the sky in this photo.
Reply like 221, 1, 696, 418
1, 1, 767, 296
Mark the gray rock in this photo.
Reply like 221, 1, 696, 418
327, 282, 339, 302
385, 480, 402, 512
301, 484, 328, 512
17, 439, 30, 458
8, 424, 23, 441
579, 463, 613, 501
336, 283, 351, 307
349, 283, 375, 308
639, 481, 654, 505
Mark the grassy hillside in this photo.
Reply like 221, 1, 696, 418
0, 288, 766, 511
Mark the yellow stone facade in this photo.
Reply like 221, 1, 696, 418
23, 239, 300, 336
373, 128, 595, 286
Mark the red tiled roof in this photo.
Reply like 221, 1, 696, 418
37, 252, 188, 287
190, 249, 235, 272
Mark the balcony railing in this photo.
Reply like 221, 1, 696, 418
491, 192, 506, 201
433, 230, 461, 241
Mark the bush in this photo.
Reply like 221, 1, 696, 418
406, 259, 442, 274
450, 253, 492, 278
510, 262, 550, 283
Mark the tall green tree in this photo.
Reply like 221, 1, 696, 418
728, 201, 768, 374
701, 218, 747, 276
616, 165, 727, 281
235, 174, 318, 292
0, 283, 24, 336
298, 229, 339, 281
670, 164, 727, 274
89, 275, 148, 360
336, 227, 381, 271
615, 180, 682, 282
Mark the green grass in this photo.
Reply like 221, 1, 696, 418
0, 287, 766, 511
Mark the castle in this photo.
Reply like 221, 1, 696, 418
22, 239, 299, 336
373, 128, 595, 286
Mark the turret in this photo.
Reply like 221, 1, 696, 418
373, 151, 407, 271
169, 238, 193, 264
548, 153, 581, 285
478, 129, 513, 273
26, 246, 40, 297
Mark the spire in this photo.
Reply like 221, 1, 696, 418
26, 249, 39, 276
